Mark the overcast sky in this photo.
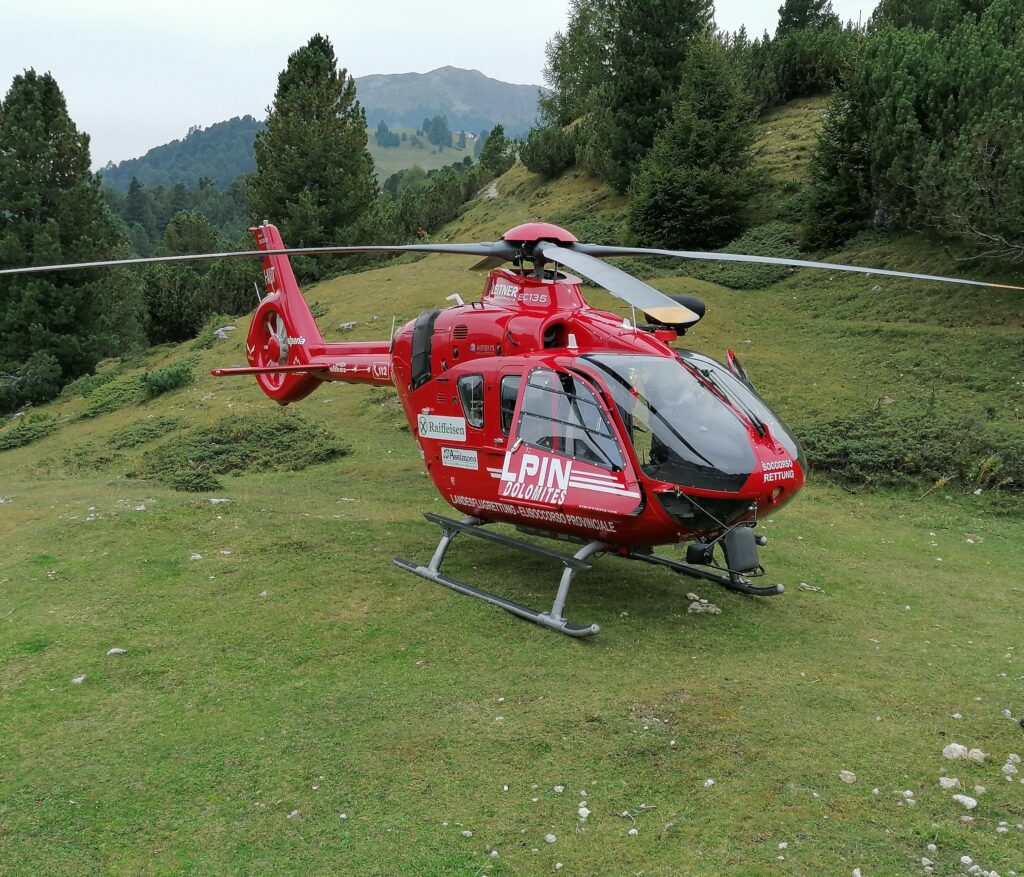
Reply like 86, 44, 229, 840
4, 0, 876, 169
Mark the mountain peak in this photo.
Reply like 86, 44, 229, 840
354, 67, 540, 136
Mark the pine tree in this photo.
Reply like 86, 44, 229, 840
628, 37, 758, 249
0, 70, 144, 411
248, 34, 376, 257
574, 0, 714, 193
776, 0, 839, 36
478, 125, 515, 178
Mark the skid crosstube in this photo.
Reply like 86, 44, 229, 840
627, 550, 784, 596
394, 513, 603, 637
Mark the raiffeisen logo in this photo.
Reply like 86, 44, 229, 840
417, 415, 467, 442
500, 451, 570, 505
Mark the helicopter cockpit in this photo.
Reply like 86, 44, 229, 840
578, 353, 805, 493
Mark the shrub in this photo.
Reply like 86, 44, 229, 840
520, 125, 576, 180
108, 416, 183, 449
59, 371, 116, 399
690, 223, 802, 289
78, 375, 147, 418
191, 314, 241, 351
138, 411, 347, 491
141, 363, 193, 398
801, 405, 1024, 492
0, 415, 58, 451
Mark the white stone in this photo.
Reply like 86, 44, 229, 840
962, 857, 974, 866
927, 844, 937, 853
686, 592, 700, 602
961, 815, 974, 824
872, 788, 880, 795
578, 806, 590, 820
462, 830, 473, 838
903, 789, 914, 798
967, 748, 986, 764
840, 770, 857, 784
628, 828, 638, 837
952, 713, 963, 720
287, 810, 299, 819
71, 675, 86, 684
106, 647, 127, 656
555, 864, 563, 871
997, 826, 1008, 834
952, 794, 977, 810
553, 785, 564, 793
1003, 709, 1013, 719
190, 553, 203, 560
703, 779, 715, 788
545, 834, 557, 844
923, 858, 934, 867
973, 785, 986, 795
1008, 753, 1021, 764
943, 743, 969, 760
778, 842, 788, 850
502, 784, 509, 792
939, 776, 961, 789
1001, 763, 1018, 775
490, 850, 499, 858
853, 869, 862, 877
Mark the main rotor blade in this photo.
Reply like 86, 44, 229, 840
569, 244, 1024, 292
535, 240, 699, 325
0, 241, 521, 276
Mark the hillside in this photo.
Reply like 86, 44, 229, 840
99, 67, 539, 191
356, 66, 541, 136
4, 99, 1024, 875
100, 116, 263, 192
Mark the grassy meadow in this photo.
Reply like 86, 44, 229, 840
367, 128, 476, 180
2, 102, 1023, 876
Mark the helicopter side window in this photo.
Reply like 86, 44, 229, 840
500, 375, 521, 435
517, 369, 624, 471
457, 374, 485, 429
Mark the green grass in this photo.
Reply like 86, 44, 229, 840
2, 99, 1024, 875
367, 128, 475, 180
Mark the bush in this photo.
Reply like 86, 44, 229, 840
690, 223, 802, 289
78, 374, 148, 418
520, 125, 576, 180
141, 362, 193, 398
191, 314, 240, 351
0, 415, 58, 451
59, 371, 116, 399
138, 411, 347, 491
108, 416, 183, 449
801, 405, 1024, 492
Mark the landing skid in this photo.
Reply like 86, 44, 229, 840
394, 514, 604, 638
627, 550, 784, 597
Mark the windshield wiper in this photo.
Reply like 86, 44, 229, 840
692, 366, 767, 438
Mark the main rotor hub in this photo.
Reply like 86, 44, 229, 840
501, 222, 578, 244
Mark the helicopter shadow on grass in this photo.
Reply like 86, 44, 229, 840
402, 519, 779, 637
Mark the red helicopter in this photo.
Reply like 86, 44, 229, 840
5, 222, 1021, 636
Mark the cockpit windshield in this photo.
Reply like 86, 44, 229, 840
581, 354, 757, 491
677, 351, 805, 470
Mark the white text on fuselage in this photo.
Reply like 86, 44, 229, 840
500, 452, 569, 505
489, 282, 549, 306
761, 459, 795, 483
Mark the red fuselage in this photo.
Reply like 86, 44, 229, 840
236, 224, 805, 551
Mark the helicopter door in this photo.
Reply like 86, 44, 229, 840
499, 367, 641, 515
